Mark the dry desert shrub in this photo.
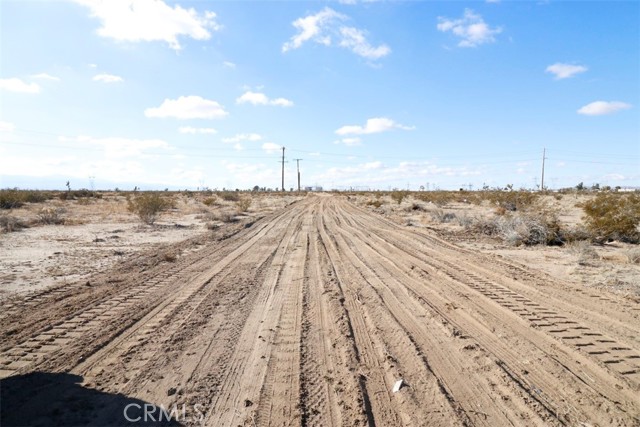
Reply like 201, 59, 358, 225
391, 190, 409, 205
0, 189, 51, 209
236, 196, 252, 212
219, 191, 240, 202
0, 214, 28, 232
367, 199, 384, 208
567, 240, 599, 265
127, 193, 174, 225
431, 209, 457, 223
626, 247, 640, 264
37, 207, 66, 225
203, 196, 217, 206
581, 193, 640, 243
212, 210, 237, 223
470, 210, 562, 246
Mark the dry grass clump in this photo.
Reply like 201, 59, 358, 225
626, 247, 640, 264
581, 193, 640, 243
202, 196, 217, 206
468, 208, 562, 246
236, 196, 252, 212
219, 191, 240, 202
212, 210, 237, 223
127, 193, 174, 225
431, 209, 457, 223
414, 192, 456, 207
0, 214, 29, 232
37, 207, 66, 225
566, 240, 599, 265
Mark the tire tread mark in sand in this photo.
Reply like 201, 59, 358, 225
202, 202, 309, 427
317, 203, 400, 427
0, 208, 295, 378
335, 199, 638, 423
341, 202, 640, 383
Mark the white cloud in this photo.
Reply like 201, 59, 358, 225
223, 61, 236, 68
222, 133, 262, 143
178, 126, 217, 134
334, 137, 362, 146
545, 63, 588, 79
93, 73, 124, 83
58, 135, 170, 158
31, 73, 61, 81
262, 142, 281, 154
437, 9, 502, 47
88, 63, 98, 68
0, 78, 40, 94
339, 27, 390, 60
236, 91, 294, 107
282, 7, 390, 60
145, 96, 228, 119
0, 121, 15, 132
73, 0, 221, 50
335, 117, 414, 135
577, 101, 632, 116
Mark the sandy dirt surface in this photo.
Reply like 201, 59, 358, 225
1, 194, 639, 426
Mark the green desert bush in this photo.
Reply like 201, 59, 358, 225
127, 193, 173, 225
582, 193, 640, 243
0, 189, 51, 209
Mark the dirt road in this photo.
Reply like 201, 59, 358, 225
1, 195, 639, 426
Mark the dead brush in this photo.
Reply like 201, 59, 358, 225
37, 207, 66, 225
430, 209, 457, 223
625, 247, 640, 264
367, 199, 384, 208
127, 193, 174, 225
0, 214, 28, 232
236, 196, 252, 212
566, 240, 599, 265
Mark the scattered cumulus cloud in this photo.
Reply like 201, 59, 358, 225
437, 9, 502, 47
0, 121, 15, 132
335, 117, 414, 136
236, 91, 294, 107
222, 133, 263, 143
178, 126, 217, 134
334, 137, 362, 146
31, 73, 61, 81
58, 135, 170, 158
145, 96, 228, 119
73, 0, 221, 50
577, 101, 632, 116
262, 142, 281, 154
545, 63, 587, 79
282, 7, 390, 60
0, 78, 40, 94
93, 73, 124, 83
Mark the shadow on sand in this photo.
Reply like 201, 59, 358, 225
1, 372, 183, 426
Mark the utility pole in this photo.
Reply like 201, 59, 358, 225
281, 147, 286, 192
294, 158, 303, 191
540, 147, 546, 192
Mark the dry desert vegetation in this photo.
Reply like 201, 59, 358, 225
0, 188, 639, 426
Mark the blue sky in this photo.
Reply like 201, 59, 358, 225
1, 0, 638, 191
